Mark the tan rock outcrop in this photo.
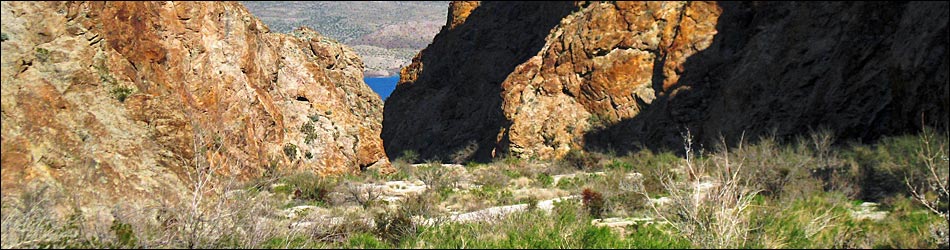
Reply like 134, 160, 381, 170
501, 2, 723, 159
445, 1, 480, 30
0, 1, 390, 208
384, 1, 949, 161
384, 2, 581, 163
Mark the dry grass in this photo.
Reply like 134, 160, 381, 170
0, 187, 76, 249
641, 130, 760, 248
3, 128, 948, 249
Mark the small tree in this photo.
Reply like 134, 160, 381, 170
905, 128, 949, 247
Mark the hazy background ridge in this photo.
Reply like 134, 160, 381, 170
241, 1, 449, 77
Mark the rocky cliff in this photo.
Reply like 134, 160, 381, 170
383, 1, 581, 163
0, 1, 390, 207
383, 1, 949, 161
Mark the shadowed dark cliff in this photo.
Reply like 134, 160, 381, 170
384, 1, 949, 162
382, 2, 580, 162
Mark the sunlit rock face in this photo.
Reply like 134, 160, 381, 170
385, 1, 948, 162
0, 1, 390, 208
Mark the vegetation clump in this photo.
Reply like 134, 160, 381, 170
110, 86, 135, 102
2, 130, 947, 249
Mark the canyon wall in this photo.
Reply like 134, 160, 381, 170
384, 1, 949, 162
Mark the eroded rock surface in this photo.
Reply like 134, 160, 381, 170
0, 1, 390, 208
383, 2, 581, 162
384, 1, 949, 161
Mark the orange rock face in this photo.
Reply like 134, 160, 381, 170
501, 2, 723, 159
445, 1, 480, 30
385, 1, 949, 161
1, 1, 390, 207
384, 2, 581, 163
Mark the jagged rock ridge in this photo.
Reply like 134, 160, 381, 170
384, 1, 949, 162
0, 1, 390, 208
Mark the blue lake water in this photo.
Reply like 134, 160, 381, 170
364, 76, 399, 101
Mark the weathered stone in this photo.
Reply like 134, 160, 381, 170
0, 1, 390, 210
385, 1, 949, 161
384, 2, 582, 162
445, 1, 480, 30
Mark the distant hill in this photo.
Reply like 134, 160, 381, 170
241, 1, 448, 77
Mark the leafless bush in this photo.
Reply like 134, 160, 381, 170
2, 124, 308, 248
806, 129, 861, 198
472, 166, 510, 188
416, 162, 462, 192
162, 126, 242, 248
643, 130, 760, 248
133, 121, 285, 248
905, 129, 949, 247
0, 186, 76, 249
341, 182, 383, 209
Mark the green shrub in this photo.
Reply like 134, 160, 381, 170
386, 161, 414, 181
626, 224, 693, 249
35, 47, 50, 61
587, 113, 609, 130
502, 155, 524, 166
469, 184, 515, 206
605, 159, 633, 171
502, 169, 521, 179
283, 144, 297, 160
464, 161, 482, 168
300, 121, 318, 144
536, 173, 554, 188
110, 86, 134, 103
578, 226, 624, 249
346, 233, 391, 249
730, 136, 823, 201
397, 150, 419, 163
282, 173, 338, 204
524, 196, 540, 211
271, 184, 292, 195
260, 235, 313, 248
842, 130, 948, 202
628, 150, 682, 195
415, 162, 444, 183
110, 218, 137, 248
555, 176, 579, 190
